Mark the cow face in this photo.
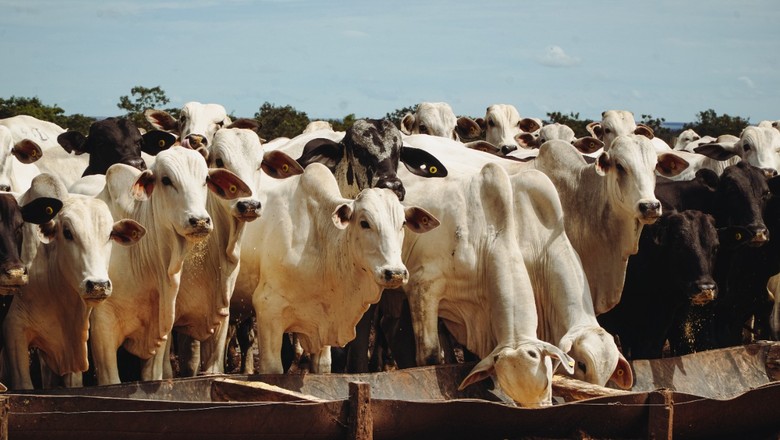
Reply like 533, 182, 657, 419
595, 135, 662, 223
481, 104, 529, 156
57, 118, 176, 176
298, 119, 447, 201
0, 194, 62, 291
146, 102, 231, 150
332, 187, 439, 289
130, 147, 251, 243
0, 126, 44, 192
588, 110, 654, 151
458, 341, 574, 407
736, 126, 780, 178
37, 197, 145, 304
561, 327, 633, 389
208, 128, 303, 222
400, 102, 480, 141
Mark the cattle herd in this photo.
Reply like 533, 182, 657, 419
0, 101, 779, 408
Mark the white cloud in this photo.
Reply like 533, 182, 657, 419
738, 76, 755, 89
538, 45, 581, 68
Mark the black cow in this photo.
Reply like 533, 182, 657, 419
598, 210, 749, 359
655, 162, 772, 354
57, 117, 176, 176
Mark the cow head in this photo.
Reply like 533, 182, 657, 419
332, 185, 439, 289
297, 119, 447, 201
458, 341, 575, 407
0, 193, 62, 292
400, 102, 481, 141
0, 125, 44, 192
479, 104, 541, 156
559, 327, 633, 390
588, 110, 654, 151
207, 127, 303, 221
57, 117, 176, 176
711, 161, 772, 246
695, 126, 780, 178
36, 196, 144, 305
145, 102, 232, 150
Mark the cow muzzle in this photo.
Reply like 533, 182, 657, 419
638, 200, 662, 223
234, 199, 262, 222
376, 177, 406, 201
749, 227, 769, 247
377, 267, 409, 289
0, 266, 28, 289
83, 279, 112, 304
500, 144, 518, 156
182, 134, 207, 150
690, 282, 717, 306
185, 216, 213, 241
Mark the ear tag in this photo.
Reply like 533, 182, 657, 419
229, 184, 237, 194
158, 139, 166, 147
132, 230, 139, 239
421, 216, 429, 225
616, 368, 624, 376
45, 206, 53, 215
31, 150, 38, 158
735, 232, 742, 241
282, 164, 289, 173
429, 166, 438, 174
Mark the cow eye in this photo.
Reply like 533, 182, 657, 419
577, 361, 587, 374
63, 228, 74, 240
216, 121, 225, 128
360, 220, 370, 229
162, 176, 173, 186
419, 125, 429, 134
604, 128, 612, 134
616, 163, 626, 174
488, 119, 495, 127
215, 158, 224, 168
744, 143, 751, 152
527, 350, 538, 359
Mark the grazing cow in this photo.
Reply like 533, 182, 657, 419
0, 115, 66, 150
145, 101, 231, 150
598, 210, 748, 359
400, 102, 481, 141
0, 126, 44, 192
693, 125, 780, 178
477, 104, 542, 156
397, 161, 574, 406
240, 163, 439, 374
57, 117, 176, 177
167, 127, 303, 377
533, 137, 688, 314
87, 147, 250, 384
3, 181, 145, 390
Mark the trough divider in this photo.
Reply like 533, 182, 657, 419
647, 389, 674, 440
348, 381, 372, 440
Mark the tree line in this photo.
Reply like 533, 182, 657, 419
1, 85, 752, 146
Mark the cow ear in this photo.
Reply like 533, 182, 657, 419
475, 117, 487, 132
332, 203, 353, 230
586, 122, 603, 139
400, 113, 415, 135
20, 197, 63, 225
141, 130, 177, 156
464, 140, 500, 155
656, 153, 690, 177
110, 219, 146, 246
58, 131, 89, 155
455, 117, 481, 140
540, 341, 575, 375
261, 150, 304, 179
404, 207, 440, 233
718, 226, 752, 249
227, 118, 260, 132
11, 139, 43, 164
207, 168, 252, 200
297, 138, 343, 172
694, 169, 720, 191
767, 174, 780, 195
634, 124, 655, 139
132, 170, 156, 201
144, 109, 179, 133
694, 143, 742, 160
516, 133, 538, 149
609, 353, 634, 390
400, 146, 448, 178
518, 118, 541, 133
37, 220, 57, 244
459, 354, 496, 391
571, 137, 604, 154
595, 152, 611, 176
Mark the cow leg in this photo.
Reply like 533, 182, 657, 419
141, 335, 172, 381
89, 328, 122, 385
237, 317, 257, 374
407, 280, 445, 366
345, 304, 377, 373
200, 316, 230, 374
255, 305, 285, 374
5, 330, 32, 390
310, 346, 332, 373
63, 372, 83, 388
177, 333, 201, 377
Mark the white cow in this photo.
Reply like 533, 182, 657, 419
87, 147, 250, 384
0, 126, 44, 192
534, 137, 688, 314
693, 125, 780, 178
0, 115, 66, 151
146, 102, 232, 150
400, 102, 481, 141
165, 127, 303, 377
4, 175, 144, 390
673, 129, 716, 151
238, 163, 439, 374
512, 122, 604, 157
479, 104, 542, 155
586, 110, 655, 151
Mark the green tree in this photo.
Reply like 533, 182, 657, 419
385, 105, 417, 128
0, 96, 95, 135
639, 114, 675, 145
117, 86, 176, 131
684, 109, 750, 137
254, 102, 310, 140
328, 113, 357, 131
59, 113, 96, 135
546, 111, 594, 138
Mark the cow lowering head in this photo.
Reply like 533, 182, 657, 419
332, 185, 439, 289
0, 193, 62, 292
559, 327, 633, 390
297, 118, 447, 201
36, 196, 145, 305
145, 102, 232, 150
57, 117, 176, 176
206, 127, 303, 222
459, 340, 575, 407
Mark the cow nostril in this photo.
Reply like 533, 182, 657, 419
501, 145, 517, 155
762, 168, 778, 178
0, 184, 10, 192
697, 283, 716, 292
639, 201, 661, 213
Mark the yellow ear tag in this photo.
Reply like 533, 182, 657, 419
569, 360, 576, 368
132, 230, 139, 239
282, 164, 289, 173
158, 139, 166, 147
735, 232, 742, 241
229, 184, 237, 194
429, 166, 438, 174
616, 368, 624, 376
45, 206, 53, 215
31, 150, 38, 158
421, 216, 429, 225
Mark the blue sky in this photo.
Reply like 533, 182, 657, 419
2, 0, 778, 123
